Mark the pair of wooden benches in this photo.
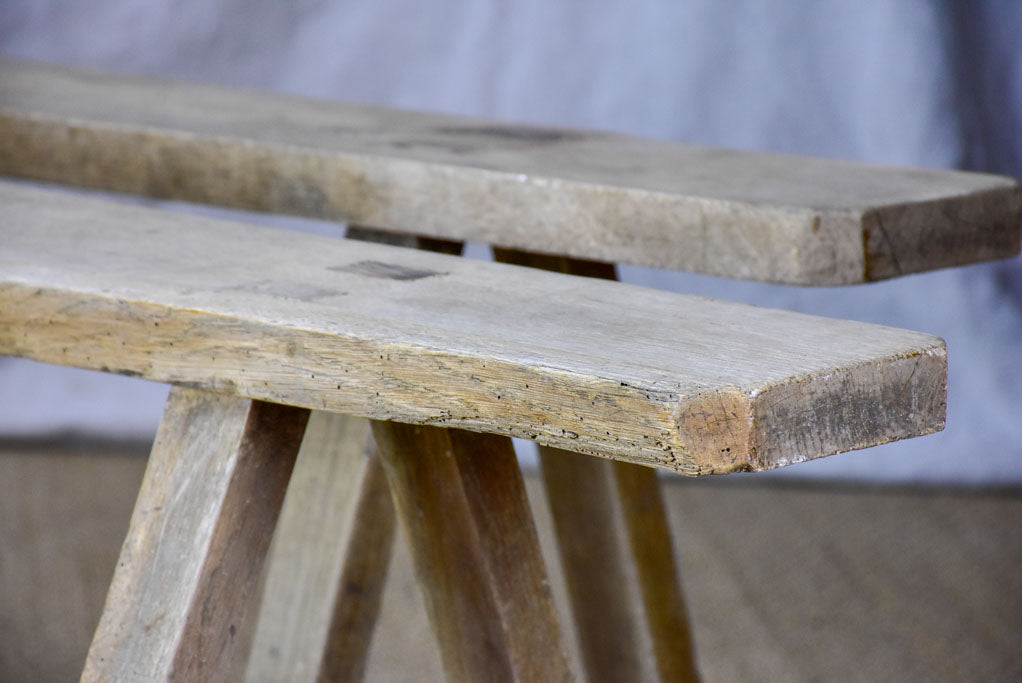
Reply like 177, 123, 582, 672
2, 60, 1020, 681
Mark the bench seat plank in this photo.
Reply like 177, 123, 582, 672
0, 182, 946, 474
1, 59, 1018, 285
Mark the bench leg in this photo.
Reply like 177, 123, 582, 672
240, 225, 459, 680
494, 248, 700, 682
372, 422, 573, 682
245, 411, 395, 682
539, 447, 645, 680
613, 459, 699, 682
543, 448, 699, 682
82, 387, 308, 682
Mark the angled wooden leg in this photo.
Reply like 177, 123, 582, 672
495, 247, 700, 682
82, 387, 308, 682
538, 449, 700, 682
614, 460, 699, 682
538, 448, 644, 679
257, 223, 463, 680
372, 422, 572, 683
244, 225, 459, 680
245, 412, 395, 682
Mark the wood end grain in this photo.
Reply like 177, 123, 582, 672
673, 343, 948, 474
862, 184, 1022, 281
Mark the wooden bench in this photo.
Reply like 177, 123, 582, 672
2, 60, 1019, 682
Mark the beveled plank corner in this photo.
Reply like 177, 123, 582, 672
1, 58, 1018, 285
1, 182, 946, 475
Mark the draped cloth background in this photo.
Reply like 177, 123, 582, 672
2, 0, 1019, 483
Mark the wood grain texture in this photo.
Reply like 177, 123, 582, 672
244, 411, 394, 683
537, 449, 647, 681
614, 460, 700, 682
244, 229, 454, 681
0, 181, 947, 474
314, 453, 392, 683
1, 59, 1018, 285
495, 248, 698, 681
81, 387, 308, 682
371, 422, 572, 682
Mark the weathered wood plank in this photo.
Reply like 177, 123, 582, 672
244, 411, 394, 683
244, 228, 457, 681
371, 422, 572, 682
494, 247, 699, 682
1, 59, 1018, 284
81, 387, 308, 682
0, 182, 947, 474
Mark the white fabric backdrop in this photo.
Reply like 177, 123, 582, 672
2, 0, 1020, 483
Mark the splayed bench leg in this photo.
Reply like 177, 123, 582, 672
494, 248, 701, 682
82, 387, 308, 682
373, 422, 573, 682
237, 225, 463, 681
245, 412, 395, 682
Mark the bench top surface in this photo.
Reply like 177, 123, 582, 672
1, 181, 945, 474
2, 59, 1018, 285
